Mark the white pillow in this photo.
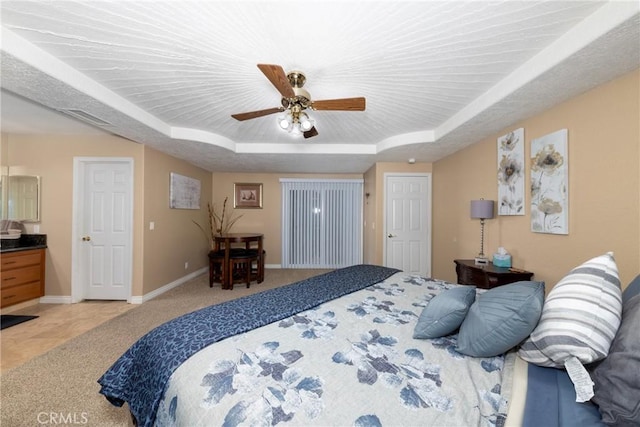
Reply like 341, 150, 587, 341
519, 252, 622, 368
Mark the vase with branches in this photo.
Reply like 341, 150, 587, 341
193, 197, 243, 250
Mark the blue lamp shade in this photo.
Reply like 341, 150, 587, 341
470, 199, 495, 220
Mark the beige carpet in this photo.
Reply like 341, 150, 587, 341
0, 269, 330, 427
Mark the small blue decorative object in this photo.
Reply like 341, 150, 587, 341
492, 254, 512, 268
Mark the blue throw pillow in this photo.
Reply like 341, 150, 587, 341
622, 274, 640, 304
456, 280, 545, 357
413, 286, 476, 339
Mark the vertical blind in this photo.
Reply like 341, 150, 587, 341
281, 179, 363, 268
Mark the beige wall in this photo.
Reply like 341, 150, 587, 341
0, 133, 7, 174
432, 69, 640, 291
210, 172, 362, 265
1, 134, 212, 298
211, 164, 435, 268
142, 146, 212, 295
363, 165, 377, 264
2, 134, 144, 297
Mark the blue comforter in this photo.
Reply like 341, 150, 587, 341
523, 363, 604, 427
98, 264, 400, 427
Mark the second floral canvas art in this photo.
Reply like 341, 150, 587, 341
530, 129, 569, 235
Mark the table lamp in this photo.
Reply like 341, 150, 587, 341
470, 199, 495, 265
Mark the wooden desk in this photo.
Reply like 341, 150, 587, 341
214, 233, 263, 289
454, 259, 534, 289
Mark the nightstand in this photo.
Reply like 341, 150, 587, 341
454, 259, 534, 289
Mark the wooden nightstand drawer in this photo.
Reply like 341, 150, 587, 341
454, 259, 534, 289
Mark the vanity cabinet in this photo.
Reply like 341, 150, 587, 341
1, 248, 45, 308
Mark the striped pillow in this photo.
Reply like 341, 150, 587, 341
518, 252, 622, 368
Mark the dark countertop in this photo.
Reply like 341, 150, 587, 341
0, 234, 47, 253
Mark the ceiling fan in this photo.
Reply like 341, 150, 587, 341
231, 64, 366, 139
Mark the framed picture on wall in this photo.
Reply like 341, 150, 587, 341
169, 172, 201, 209
234, 183, 263, 209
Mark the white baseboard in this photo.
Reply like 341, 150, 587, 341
265, 264, 282, 269
40, 267, 208, 305
129, 267, 208, 304
40, 295, 73, 304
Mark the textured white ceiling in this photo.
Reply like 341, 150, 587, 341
1, 1, 639, 173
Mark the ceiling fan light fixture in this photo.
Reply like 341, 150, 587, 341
299, 114, 314, 131
233, 64, 365, 140
278, 115, 293, 131
277, 110, 314, 134
300, 120, 313, 132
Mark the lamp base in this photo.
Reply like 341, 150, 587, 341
474, 257, 489, 266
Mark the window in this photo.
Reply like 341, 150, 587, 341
281, 179, 363, 268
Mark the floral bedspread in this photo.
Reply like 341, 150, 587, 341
99, 265, 400, 427
156, 272, 513, 427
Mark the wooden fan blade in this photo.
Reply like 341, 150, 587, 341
257, 64, 295, 99
231, 107, 284, 121
312, 97, 366, 111
303, 126, 319, 139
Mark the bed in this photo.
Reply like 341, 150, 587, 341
98, 261, 640, 427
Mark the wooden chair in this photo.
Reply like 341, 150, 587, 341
208, 250, 225, 288
209, 248, 263, 290
246, 249, 265, 283
228, 249, 259, 289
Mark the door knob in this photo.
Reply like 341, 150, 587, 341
82, 236, 91, 241
387, 234, 397, 238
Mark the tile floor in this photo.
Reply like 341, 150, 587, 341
1, 301, 135, 373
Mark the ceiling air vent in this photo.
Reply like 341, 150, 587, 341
59, 109, 111, 127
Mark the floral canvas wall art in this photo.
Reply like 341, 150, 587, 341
530, 129, 568, 234
497, 128, 525, 215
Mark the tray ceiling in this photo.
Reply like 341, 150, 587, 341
1, 1, 638, 173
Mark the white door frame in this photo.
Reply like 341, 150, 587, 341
383, 172, 432, 277
71, 157, 134, 303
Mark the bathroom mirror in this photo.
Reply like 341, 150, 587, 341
1, 175, 41, 222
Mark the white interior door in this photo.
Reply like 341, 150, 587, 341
384, 173, 431, 276
73, 158, 133, 301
